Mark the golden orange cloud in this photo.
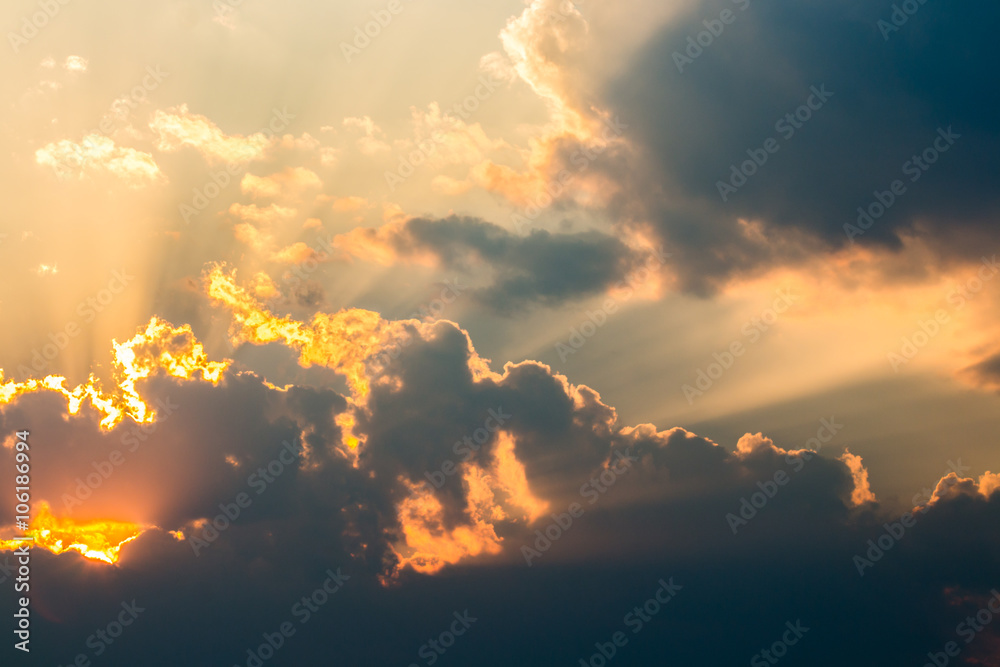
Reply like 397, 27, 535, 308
839, 450, 877, 506
241, 167, 321, 200
0, 503, 148, 565
0, 317, 228, 430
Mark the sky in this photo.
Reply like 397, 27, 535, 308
1, 0, 999, 665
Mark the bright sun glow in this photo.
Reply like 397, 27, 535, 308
0, 503, 147, 564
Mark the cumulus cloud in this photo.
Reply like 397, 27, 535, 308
929, 472, 1000, 506
403, 102, 510, 168
342, 116, 391, 155
602, 0, 1000, 291
150, 104, 275, 164
35, 134, 164, 186
6, 2, 1000, 664
494, 0, 592, 133
438, 0, 1000, 297
1, 270, 999, 664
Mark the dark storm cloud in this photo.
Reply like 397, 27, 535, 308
360, 325, 619, 522
2, 317, 1000, 665
606, 0, 1000, 291
346, 215, 652, 313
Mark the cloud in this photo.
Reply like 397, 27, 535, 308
0, 265, 999, 664
35, 134, 164, 186
342, 116, 391, 155
333, 215, 662, 313
962, 350, 1000, 392
452, 0, 1000, 297
601, 0, 1000, 290
331, 196, 369, 212
228, 203, 298, 227
63, 55, 88, 72
494, 0, 592, 133
929, 472, 1000, 506
403, 103, 510, 168
2, 272, 999, 664
839, 449, 877, 506
241, 167, 321, 200
150, 105, 274, 164
232, 222, 271, 252
6, 2, 1000, 663
270, 242, 319, 265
